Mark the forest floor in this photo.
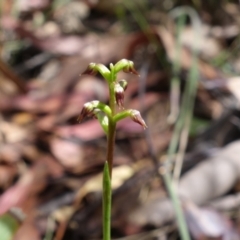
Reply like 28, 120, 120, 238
1, 1, 240, 239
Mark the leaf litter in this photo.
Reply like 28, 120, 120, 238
1, 0, 240, 239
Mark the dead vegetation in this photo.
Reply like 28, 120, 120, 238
1, 0, 240, 239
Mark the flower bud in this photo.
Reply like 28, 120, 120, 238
129, 110, 147, 129
81, 63, 111, 81
81, 63, 98, 76
118, 79, 128, 91
77, 100, 100, 122
114, 83, 125, 108
114, 59, 139, 75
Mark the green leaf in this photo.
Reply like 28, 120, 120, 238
0, 213, 20, 240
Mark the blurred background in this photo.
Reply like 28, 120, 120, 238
1, 0, 240, 239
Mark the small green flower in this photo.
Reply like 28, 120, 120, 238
78, 101, 111, 122
113, 109, 147, 129
129, 110, 147, 129
118, 79, 128, 91
82, 63, 111, 81
81, 63, 98, 76
114, 59, 139, 75
78, 101, 96, 122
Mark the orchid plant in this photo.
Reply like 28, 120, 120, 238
78, 59, 147, 240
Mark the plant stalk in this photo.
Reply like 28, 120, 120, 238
107, 119, 116, 178
107, 81, 117, 178
103, 162, 112, 240
80, 60, 142, 240
103, 78, 117, 240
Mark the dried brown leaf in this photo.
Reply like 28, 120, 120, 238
0, 163, 48, 215
55, 120, 105, 141
184, 201, 239, 240
50, 137, 83, 170
13, 219, 41, 240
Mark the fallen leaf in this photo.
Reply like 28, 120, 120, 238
0, 213, 20, 240
13, 218, 40, 240
50, 137, 83, 170
184, 200, 239, 240
0, 163, 48, 216
55, 120, 105, 141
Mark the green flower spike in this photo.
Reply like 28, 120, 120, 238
78, 60, 146, 240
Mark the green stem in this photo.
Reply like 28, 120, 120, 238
113, 110, 131, 123
107, 119, 116, 178
107, 81, 117, 178
103, 74, 117, 240
109, 82, 116, 115
103, 162, 112, 240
